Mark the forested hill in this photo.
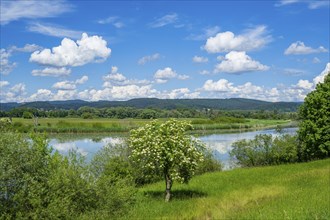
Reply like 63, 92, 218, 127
0, 98, 301, 112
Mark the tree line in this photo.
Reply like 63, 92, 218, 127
0, 106, 298, 120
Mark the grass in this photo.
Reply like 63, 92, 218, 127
9, 117, 295, 133
123, 159, 330, 219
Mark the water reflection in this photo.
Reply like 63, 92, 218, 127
49, 127, 298, 167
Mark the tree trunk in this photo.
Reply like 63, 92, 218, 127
165, 174, 172, 202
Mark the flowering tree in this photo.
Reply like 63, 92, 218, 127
128, 119, 205, 202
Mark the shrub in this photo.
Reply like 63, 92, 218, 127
230, 134, 298, 167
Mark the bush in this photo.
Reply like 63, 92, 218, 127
230, 134, 298, 167
0, 131, 136, 219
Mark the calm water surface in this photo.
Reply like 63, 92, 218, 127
49, 127, 298, 169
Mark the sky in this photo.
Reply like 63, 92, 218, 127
0, 0, 329, 103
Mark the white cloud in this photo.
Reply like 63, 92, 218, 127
154, 67, 189, 83
284, 41, 328, 55
75, 75, 88, 84
98, 16, 124, 28
187, 26, 221, 41
52, 75, 89, 90
30, 33, 111, 67
214, 51, 269, 74
0, 81, 9, 87
0, 48, 17, 75
52, 81, 76, 90
204, 25, 272, 53
10, 83, 26, 94
138, 53, 161, 65
163, 88, 198, 99
177, 75, 190, 80
308, 0, 329, 9
296, 79, 314, 90
276, 0, 329, 9
111, 66, 118, 74
154, 67, 177, 79
32, 67, 71, 77
10, 44, 43, 53
0, 0, 72, 25
103, 73, 126, 82
192, 56, 208, 63
28, 23, 83, 39
203, 79, 236, 92
283, 68, 306, 76
313, 62, 330, 85
199, 70, 210, 75
312, 57, 321, 64
29, 89, 53, 101
149, 13, 178, 28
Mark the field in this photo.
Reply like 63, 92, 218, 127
123, 159, 330, 219
9, 117, 295, 133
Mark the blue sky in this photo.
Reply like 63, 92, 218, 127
0, 0, 329, 103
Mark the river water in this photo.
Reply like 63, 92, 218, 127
49, 127, 298, 169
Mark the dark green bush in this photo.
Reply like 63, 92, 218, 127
230, 134, 298, 167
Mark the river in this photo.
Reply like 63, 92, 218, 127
49, 127, 298, 169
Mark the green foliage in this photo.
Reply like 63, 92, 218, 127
129, 119, 205, 183
0, 132, 136, 219
230, 134, 298, 167
81, 112, 94, 119
195, 148, 222, 175
298, 73, 330, 161
90, 144, 136, 216
22, 111, 33, 119
128, 119, 205, 201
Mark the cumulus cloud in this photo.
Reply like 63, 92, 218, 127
138, 53, 161, 65
32, 67, 71, 77
29, 89, 53, 101
284, 41, 328, 55
0, 48, 17, 75
28, 23, 83, 39
52, 81, 76, 90
103, 73, 126, 82
153, 67, 189, 83
97, 16, 124, 28
192, 56, 208, 63
52, 75, 88, 90
214, 51, 269, 74
149, 13, 178, 28
204, 25, 272, 53
313, 62, 330, 85
0, 0, 72, 25
102, 66, 151, 87
30, 33, 111, 67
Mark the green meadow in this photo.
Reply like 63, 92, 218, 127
10, 117, 295, 133
123, 159, 330, 219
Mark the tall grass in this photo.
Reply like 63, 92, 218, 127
10, 117, 294, 133
123, 159, 330, 219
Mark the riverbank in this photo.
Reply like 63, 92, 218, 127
123, 159, 330, 219
9, 117, 297, 134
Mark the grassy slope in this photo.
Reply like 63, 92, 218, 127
124, 159, 330, 219
11, 117, 294, 133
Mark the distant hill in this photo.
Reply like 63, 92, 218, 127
0, 98, 302, 112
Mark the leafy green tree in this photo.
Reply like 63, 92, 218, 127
128, 119, 205, 202
22, 111, 33, 119
230, 134, 298, 167
298, 73, 330, 161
